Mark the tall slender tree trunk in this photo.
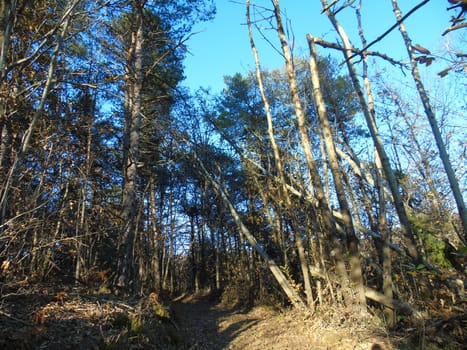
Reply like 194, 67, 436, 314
116, 1, 144, 292
75, 91, 96, 284
320, 0, 421, 263
307, 37, 366, 309
0, 1, 15, 181
354, 3, 394, 320
246, 0, 313, 307
391, 0, 467, 242
0, 0, 15, 80
271, 0, 352, 305
189, 209, 200, 293
149, 176, 162, 292
375, 149, 395, 326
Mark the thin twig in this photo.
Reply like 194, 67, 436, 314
334, 0, 357, 16
346, 0, 431, 62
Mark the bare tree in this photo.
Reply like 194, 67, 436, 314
319, 0, 422, 264
391, 0, 467, 242
246, 0, 314, 307
308, 36, 366, 308
0, 0, 79, 228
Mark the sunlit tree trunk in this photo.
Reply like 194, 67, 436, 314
354, 3, 394, 321
308, 37, 366, 309
116, 0, 144, 292
246, 0, 313, 307
271, 0, 351, 306
391, 0, 467, 242
320, 0, 421, 263
375, 149, 395, 326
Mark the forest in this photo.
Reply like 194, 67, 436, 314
0, 0, 465, 349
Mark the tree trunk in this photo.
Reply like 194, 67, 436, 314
194, 149, 305, 308
375, 148, 395, 326
0, 1, 14, 186
246, 0, 313, 307
271, 0, 351, 306
75, 91, 95, 284
116, 1, 144, 292
149, 176, 162, 292
355, 4, 394, 320
319, 0, 421, 263
308, 37, 366, 308
0, 0, 15, 81
391, 0, 467, 242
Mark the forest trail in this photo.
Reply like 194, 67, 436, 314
1, 282, 463, 350
170, 293, 394, 350
172, 294, 270, 350
0, 282, 392, 350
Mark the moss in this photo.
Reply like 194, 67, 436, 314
129, 316, 143, 335
152, 302, 171, 320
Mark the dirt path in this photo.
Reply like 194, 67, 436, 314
171, 294, 395, 350
171, 294, 264, 349
0, 284, 467, 350
0, 283, 463, 349
0, 283, 391, 350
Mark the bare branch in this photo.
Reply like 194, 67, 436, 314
310, 36, 407, 67
443, 22, 467, 35
346, 0, 431, 62
321, 0, 340, 13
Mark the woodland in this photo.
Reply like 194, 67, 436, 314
0, 0, 466, 349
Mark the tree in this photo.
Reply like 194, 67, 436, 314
247, 0, 314, 306
0, 0, 80, 228
105, 0, 214, 292
391, 0, 467, 242
319, 0, 422, 265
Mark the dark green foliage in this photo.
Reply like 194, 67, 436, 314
409, 212, 454, 269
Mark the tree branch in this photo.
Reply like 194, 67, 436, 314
442, 22, 467, 35
310, 36, 407, 67
346, 0, 431, 62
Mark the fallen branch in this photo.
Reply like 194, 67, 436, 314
309, 265, 423, 318
363, 288, 424, 319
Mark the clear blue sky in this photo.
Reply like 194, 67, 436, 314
182, 0, 455, 92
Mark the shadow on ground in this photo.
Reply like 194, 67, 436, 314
171, 294, 262, 350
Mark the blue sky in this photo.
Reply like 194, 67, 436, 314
182, 0, 456, 92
